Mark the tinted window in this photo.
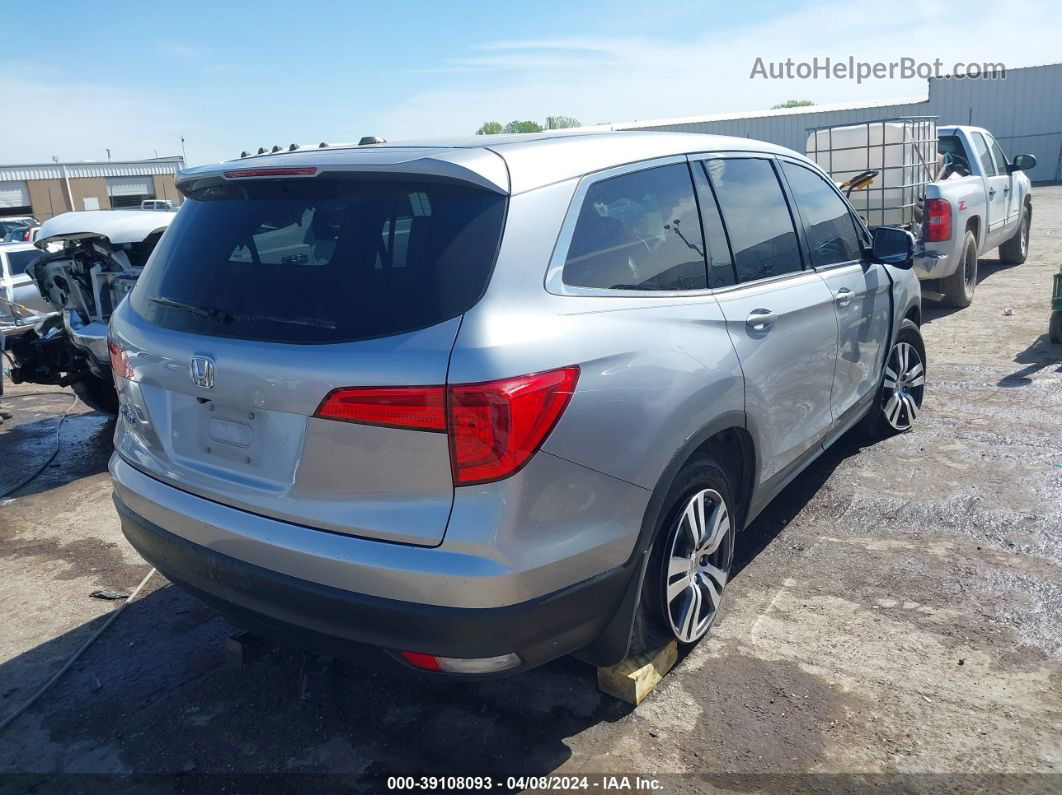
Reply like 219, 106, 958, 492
5, 249, 39, 276
691, 163, 735, 287
939, 134, 972, 171
562, 163, 706, 291
782, 162, 862, 266
131, 178, 506, 344
972, 134, 998, 176
987, 135, 1009, 175
706, 158, 802, 282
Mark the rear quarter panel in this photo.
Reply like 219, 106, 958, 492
924, 177, 987, 276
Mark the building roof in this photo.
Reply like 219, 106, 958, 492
178, 130, 805, 195
609, 61, 1062, 132
0, 157, 184, 182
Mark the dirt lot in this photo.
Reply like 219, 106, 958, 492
1, 187, 1060, 793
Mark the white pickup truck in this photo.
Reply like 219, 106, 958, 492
916, 125, 1035, 307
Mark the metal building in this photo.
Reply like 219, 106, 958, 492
614, 62, 1062, 183
0, 157, 184, 222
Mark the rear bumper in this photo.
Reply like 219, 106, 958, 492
914, 247, 958, 280
114, 490, 636, 674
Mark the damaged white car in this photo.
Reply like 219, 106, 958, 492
7, 210, 176, 413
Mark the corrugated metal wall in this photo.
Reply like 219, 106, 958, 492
621, 63, 1062, 182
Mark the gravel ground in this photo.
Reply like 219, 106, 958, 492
1, 187, 1060, 793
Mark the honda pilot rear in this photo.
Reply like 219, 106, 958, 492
109, 147, 645, 675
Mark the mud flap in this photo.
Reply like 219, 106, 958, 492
572, 548, 649, 668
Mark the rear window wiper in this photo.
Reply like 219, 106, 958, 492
151, 296, 234, 324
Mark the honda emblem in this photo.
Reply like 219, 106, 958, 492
190, 356, 215, 389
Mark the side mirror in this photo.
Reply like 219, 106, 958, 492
1008, 153, 1037, 173
870, 226, 914, 268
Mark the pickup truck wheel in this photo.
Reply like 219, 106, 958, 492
861, 319, 926, 438
71, 374, 119, 415
641, 456, 735, 647
939, 231, 978, 308
999, 206, 1030, 265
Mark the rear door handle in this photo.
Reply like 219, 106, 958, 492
988, 187, 996, 197
746, 309, 776, 331
835, 287, 853, 308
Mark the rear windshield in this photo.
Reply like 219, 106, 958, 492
130, 177, 506, 344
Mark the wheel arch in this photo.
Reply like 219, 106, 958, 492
575, 410, 756, 667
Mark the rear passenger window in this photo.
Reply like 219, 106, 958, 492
781, 162, 862, 266
706, 158, 802, 283
562, 163, 706, 291
987, 135, 1009, 176
973, 134, 998, 176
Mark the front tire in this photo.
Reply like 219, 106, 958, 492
71, 373, 119, 415
939, 230, 978, 308
641, 456, 736, 646
998, 206, 1030, 265
862, 318, 926, 438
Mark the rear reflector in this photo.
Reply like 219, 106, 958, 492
315, 386, 446, 432
313, 366, 579, 486
925, 198, 952, 242
399, 651, 521, 674
222, 167, 318, 178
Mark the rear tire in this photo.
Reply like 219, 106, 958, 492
71, 373, 119, 415
861, 319, 926, 438
939, 231, 978, 308
639, 455, 736, 647
998, 206, 1030, 265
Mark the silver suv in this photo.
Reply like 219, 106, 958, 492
109, 132, 925, 676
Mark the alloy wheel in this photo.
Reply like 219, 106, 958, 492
882, 341, 925, 431
1020, 216, 1029, 258
664, 488, 733, 643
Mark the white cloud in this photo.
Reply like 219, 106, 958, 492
2, 0, 1059, 165
0, 66, 192, 163
371, 0, 1062, 139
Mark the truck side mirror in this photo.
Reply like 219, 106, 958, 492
870, 226, 914, 269
1008, 154, 1037, 173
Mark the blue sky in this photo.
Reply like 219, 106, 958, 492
3, 0, 1059, 166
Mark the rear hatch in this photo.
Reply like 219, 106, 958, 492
113, 170, 507, 546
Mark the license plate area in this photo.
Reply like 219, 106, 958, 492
199, 401, 260, 465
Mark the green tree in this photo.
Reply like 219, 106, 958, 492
475, 121, 504, 135
503, 120, 544, 134
545, 115, 581, 129
770, 99, 814, 109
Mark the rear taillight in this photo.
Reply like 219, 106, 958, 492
315, 386, 446, 431
925, 198, 952, 242
21, 229, 31, 241
448, 368, 579, 485
107, 337, 135, 381
314, 366, 579, 486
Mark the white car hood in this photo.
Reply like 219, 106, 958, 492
36, 210, 177, 248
